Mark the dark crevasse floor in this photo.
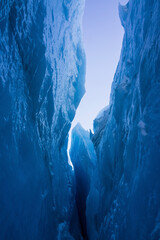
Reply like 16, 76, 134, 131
0, 0, 160, 239
70, 123, 97, 240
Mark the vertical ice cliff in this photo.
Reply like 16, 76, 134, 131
70, 123, 97, 239
0, 0, 85, 239
91, 0, 160, 239
70, 0, 160, 239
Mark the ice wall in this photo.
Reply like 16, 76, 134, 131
0, 0, 85, 239
70, 0, 160, 239
91, 0, 160, 239
70, 123, 97, 239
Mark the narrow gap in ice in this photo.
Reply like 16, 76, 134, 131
67, 129, 74, 170
67, 0, 125, 169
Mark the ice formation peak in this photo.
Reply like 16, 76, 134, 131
118, 2, 129, 27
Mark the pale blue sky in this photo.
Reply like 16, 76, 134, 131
72, 0, 128, 132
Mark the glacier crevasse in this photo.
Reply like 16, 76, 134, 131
70, 0, 160, 239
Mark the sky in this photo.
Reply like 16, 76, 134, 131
70, 0, 128, 132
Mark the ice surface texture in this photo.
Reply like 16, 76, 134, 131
0, 0, 85, 239
71, 0, 160, 239
91, 0, 160, 239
